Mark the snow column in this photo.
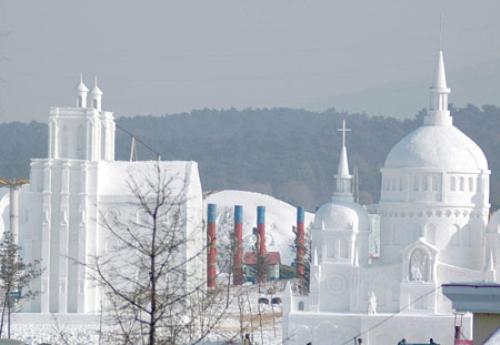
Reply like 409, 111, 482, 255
296, 206, 305, 287
232, 205, 244, 285
9, 186, 20, 243
207, 204, 217, 289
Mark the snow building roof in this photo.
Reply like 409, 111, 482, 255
97, 160, 199, 196
384, 125, 488, 172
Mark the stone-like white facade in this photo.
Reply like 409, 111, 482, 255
1, 77, 204, 314
282, 50, 499, 345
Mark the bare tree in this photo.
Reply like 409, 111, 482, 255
86, 164, 231, 345
0, 230, 42, 339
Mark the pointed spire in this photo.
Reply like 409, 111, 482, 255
333, 120, 354, 201
433, 51, 448, 90
75, 73, 89, 108
91, 76, 103, 96
424, 50, 453, 126
76, 73, 89, 92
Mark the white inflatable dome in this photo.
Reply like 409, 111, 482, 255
384, 125, 488, 172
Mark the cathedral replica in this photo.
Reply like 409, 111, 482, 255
0, 77, 204, 314
282, 50, 499, 345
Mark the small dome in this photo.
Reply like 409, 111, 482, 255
313, 200, 370, 233
76, 81, 89, 92
90, 85, 103, 96
487, 210, 500, 234
385, 125, 488, 172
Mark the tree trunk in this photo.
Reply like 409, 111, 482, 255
0, 292, 9, 338
7, 297, 10, 339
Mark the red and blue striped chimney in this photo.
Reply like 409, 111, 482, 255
233, 205, 244, 285
296, 206, 305, 284
257, 206, 266, 256
207, 204, 217, 289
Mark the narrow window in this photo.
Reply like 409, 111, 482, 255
460, 177, 465, 191
450, 176, 456, 191
414, 176, 419, 191
423, 176, 428, 191
468, 177, 474, 192
399, 177, 403, 191
432, 175, 439, 191
298, 301, 304, 311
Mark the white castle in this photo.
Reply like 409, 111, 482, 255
282, 50, 500, 345
0, 76, 204, 314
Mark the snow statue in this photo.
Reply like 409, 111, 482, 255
367, 291, 377, 314
409, 249, 429, 282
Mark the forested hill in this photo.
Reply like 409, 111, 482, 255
1, 105, 500, 210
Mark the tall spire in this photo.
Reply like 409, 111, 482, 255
76, 73, 89, 108
333, 120, 353, 201
90, 76, 103, 111
424, 50, 453, 126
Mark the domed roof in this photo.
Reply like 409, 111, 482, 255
313, 200, 370, 233
384, 125, 488, 172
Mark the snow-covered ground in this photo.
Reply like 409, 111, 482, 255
205, 190, 314, 265
9, 282, 288, 345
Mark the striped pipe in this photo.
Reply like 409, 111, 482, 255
207, 204, 217, 288
257, 206, 266, 256
232, 205, 244, 285
296, 206, 305, 282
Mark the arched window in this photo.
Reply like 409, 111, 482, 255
298, 301, 304, 311
78, 96, 83, 107
423, 176, 429, 191
399, 177, 403, 191
450, 176, 456, 191
460, 177, 465, 191
468, 177, 474, 192
93, 99, 98, 109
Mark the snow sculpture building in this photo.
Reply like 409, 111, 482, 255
283, 50, 499, 345
2, 77, 204, 314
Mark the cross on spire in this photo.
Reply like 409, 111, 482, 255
337, 119, 351, 148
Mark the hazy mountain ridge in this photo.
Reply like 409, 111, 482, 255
2, 104, 499, 210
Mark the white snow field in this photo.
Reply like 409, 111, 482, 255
205, 190, 314, 266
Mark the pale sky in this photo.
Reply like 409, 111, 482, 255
1, 0, 500, 122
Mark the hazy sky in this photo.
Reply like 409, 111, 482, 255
1, 0, 500, 122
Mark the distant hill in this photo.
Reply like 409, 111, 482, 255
1, 104, 499, 210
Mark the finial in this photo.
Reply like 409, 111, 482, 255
80, 72, 83, 84
94, 76, 98, 88
439, 13, 444, 51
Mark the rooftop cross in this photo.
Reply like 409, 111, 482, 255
337, 119, 351, 148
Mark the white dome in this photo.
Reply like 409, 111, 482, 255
385, 125, 488, 172
313, 200, 370, 233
